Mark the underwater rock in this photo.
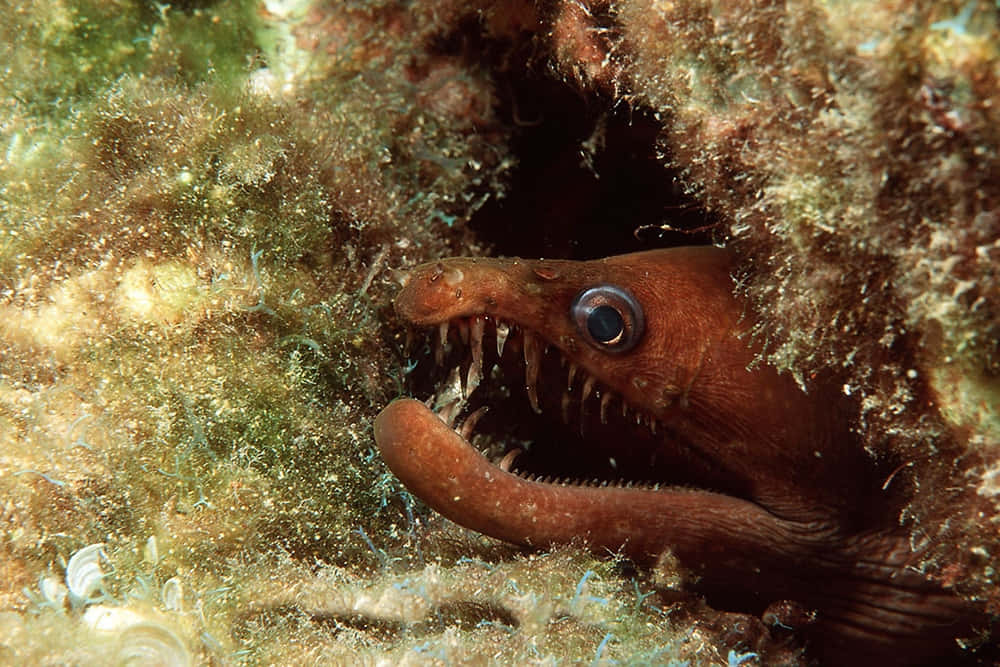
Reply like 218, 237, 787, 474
1, 0, 995, 664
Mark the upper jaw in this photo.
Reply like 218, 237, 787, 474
408, 310, 665, 436
394, 257, 531, 326
395, 258, 667, 419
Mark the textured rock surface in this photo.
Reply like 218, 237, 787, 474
0, 0, 995, 663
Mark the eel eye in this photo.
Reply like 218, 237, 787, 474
571, 285, 645, 353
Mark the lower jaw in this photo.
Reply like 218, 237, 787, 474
373, 396, 815, 587
373, 397, 707, 564
374, 394, 986, 664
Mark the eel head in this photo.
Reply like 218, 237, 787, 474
374, 247, 983, 663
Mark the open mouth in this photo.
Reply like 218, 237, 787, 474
376, 302, 770, 571
402, 313, 729, 494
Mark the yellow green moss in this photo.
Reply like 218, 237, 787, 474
4, 0, 996, 662
0, 0, 516, 662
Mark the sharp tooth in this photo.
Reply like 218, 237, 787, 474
600, 391, 613, 425
561, 391, 572, 424
436, 322, 450, 365
458, 405, 488, 440
466, 317, 485, 396
495, 321, 510, 358
650, 418, 658, 435
567, 362, 578, 392
498, 448, 522, 472
579, 375, 596, 429
438, 397, 462, 428
523, 331, 542, 413
434, 366, 465, 416
458, 320, 470, 344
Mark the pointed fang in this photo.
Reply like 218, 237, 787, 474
466, 317, 485, 396
495, 321, 510, 358
458, 405, 488, 440
436, 322, 450, 365
523, 331, 542, 413
498, 447, 522, 472
437, 398, 462, 428
600, 392, 613, 425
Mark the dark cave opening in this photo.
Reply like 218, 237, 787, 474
427, 14, 717, 259
471, 67, 718, 259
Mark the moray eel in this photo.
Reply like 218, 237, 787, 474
374, 247, 983, 664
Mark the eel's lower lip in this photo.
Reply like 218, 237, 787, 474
373, 398, 787, 565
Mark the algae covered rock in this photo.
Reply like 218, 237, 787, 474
614, 0, 1000, 612
0, 0, 508, 661
1, 0, 996, 663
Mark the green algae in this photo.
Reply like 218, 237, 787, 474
0, 0, 512, 662
2, 0, 997, 663
0, 1, 152, 115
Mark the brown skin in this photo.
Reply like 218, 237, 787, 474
375, 247, 983, 664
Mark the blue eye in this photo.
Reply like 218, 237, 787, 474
571, 285, 644, 352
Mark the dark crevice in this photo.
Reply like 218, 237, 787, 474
428, 15, 717, 259
474, 66, 717, 259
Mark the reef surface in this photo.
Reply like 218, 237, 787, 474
0, 0, 996, 664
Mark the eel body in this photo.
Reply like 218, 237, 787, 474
374, 247, 983, 663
